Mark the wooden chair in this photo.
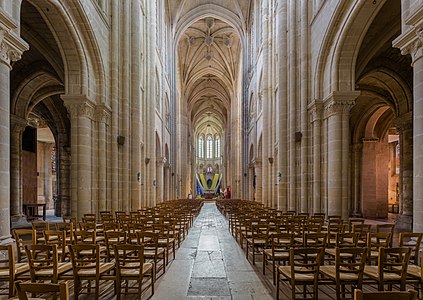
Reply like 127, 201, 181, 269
12, 229, 37, 262
25, 244, 72, 283
78, 222, 104, 243
137, 231, 166, 279
354, 288, 417, 300
325, 232, 359, 260
43, 230, 69, 262
277, 247, 324, 299
263, 233, 294, 284
399, 232, 423, 265
363, 247, 411, 291
154, 223, 176, 264
104, 230, 127, 262
32, 221, 51, 244
114, 244, 155, 300
320, 247, 368, 299
55, 222, 74, 245
367, 232, 393, 263
14, 281, 70, 300
353, 224, 372, 247
246, 223, 269, 265
68, 244, 115, 300
0, 244, 29, 298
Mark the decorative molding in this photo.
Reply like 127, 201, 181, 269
94, 104, 112, 125
62, 95, 96, 120
308, 100, 323, 122
0, 24, 28, 67
323, 91, 359, 119
10, 114, 28, 132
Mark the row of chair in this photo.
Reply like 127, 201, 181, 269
216, 199, 423, 300
3, 199, 203, 299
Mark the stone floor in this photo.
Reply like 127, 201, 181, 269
152, 202, 274, 300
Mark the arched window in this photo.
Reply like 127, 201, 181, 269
198, 136, 204, 158
206, 135, 213, 158
215, 135, 221, 158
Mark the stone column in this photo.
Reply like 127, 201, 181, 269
95, 105, 110, 213
323, 91, 358, 219
63, 97, 95, 220
156, 157, 165, 203
394, 15, 423, 230
394, 112, 413, 230
309, 102, 322, 213
351, 143, 363, 216
10, 115, 27, 222
249, 163, 255, 201
253, 159, 262, 203
0, 27, 28, 241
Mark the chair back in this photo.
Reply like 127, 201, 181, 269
43, 230, 67, 261
303, 232, 327, 248
378, 247, 411, 287
354, 288, 417, 300
289, 247, 324, 284
68, 244, 100, 276
399, 232, 423, 265
15, 281, 69, 300
335, 247, 367, 284
25, 244, 59, 282
13, 229, 37, 262
113, 244, 145, 275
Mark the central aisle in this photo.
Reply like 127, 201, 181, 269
152, 202, 273, 300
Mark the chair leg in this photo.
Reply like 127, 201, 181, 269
276, 269, 280, 299
116, 279, 121, 300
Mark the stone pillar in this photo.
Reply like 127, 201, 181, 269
10, 115, 27, 222
253, 159, 262, 203
249, 163, 255, 201
63, 97, 95, 220
392, 4, 423, 232
393, 13, 423, 230
351, 143, 363, 216
156, 158, 165, 203
394, 112, 413, 230
277, 0, 288, 212
0, 25, 28, 241
261, 0, 271, 208
309, 102, 322, 213
323, 91, 358, 219
95, 105, 110, 213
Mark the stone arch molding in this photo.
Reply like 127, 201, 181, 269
26, 0, 105, 103
11, 69, 64, 119
315, 0, 387, 98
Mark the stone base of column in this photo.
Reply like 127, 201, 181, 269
0, 236, 14, 245
395, 214, 412, 231
10, 214, 31, 229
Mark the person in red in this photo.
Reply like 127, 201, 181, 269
225, 186, 231, 199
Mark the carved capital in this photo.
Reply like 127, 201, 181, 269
308, 100, 323, 122
0, 28, 28, 68
323, 91, 359, 119
10, 114, 27, 133
156, 157, 166, 165
95, 104, 111, 124
62, 95, 96, 120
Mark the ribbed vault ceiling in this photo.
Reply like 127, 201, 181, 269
178, 16, 242, 135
